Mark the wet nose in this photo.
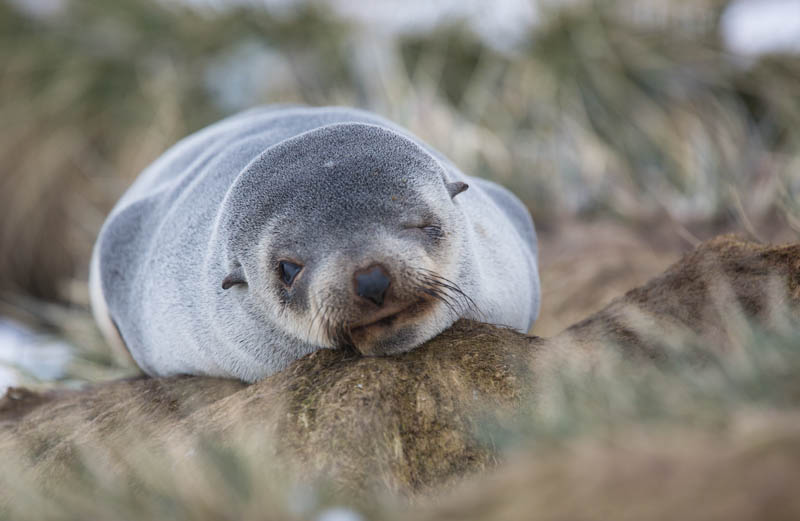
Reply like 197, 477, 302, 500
354, 265, 391, 307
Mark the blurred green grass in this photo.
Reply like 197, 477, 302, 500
1, 0, 799, 306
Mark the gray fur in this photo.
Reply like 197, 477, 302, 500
90, 106, 540, 382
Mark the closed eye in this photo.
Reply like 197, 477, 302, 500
404, 223, 443, 239
403, 222, 436, 229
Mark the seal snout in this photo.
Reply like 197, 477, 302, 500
354, 264, 391, 307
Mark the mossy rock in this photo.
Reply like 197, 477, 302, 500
1, 235, 799, 517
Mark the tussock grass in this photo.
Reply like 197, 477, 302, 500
2, 237, 800, 520
2, 0, 800, 518
1, 0, 799, 305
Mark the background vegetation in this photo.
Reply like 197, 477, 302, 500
2, 0, 799, 305
2, 1, 800, 518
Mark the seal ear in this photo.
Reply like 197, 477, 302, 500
446, 181, 469, 199
221, 266, 247, 290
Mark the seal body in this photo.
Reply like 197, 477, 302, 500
90, 106, 540, 382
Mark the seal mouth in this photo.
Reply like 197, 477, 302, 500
346, 299, 431, 354
349, 300, 425, 333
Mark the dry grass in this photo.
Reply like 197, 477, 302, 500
1, 0, 799, 306
417, 414, 800, 521
1, 236, 800, 519
2, 0, 800, 518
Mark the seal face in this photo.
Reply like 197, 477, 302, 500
90, 106, 540, 382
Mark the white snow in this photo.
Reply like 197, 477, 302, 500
316, 507, 365, 521
0, 318, 73, 393
14, 0, 800, 59
722, 0, 800, 58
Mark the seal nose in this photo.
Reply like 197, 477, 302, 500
354, 265, 391, 307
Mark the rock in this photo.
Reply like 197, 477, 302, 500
1, 235, 798, 515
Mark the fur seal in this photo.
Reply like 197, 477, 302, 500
89, 106, 540, 382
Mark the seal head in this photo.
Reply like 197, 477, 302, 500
217, 123, 472, 357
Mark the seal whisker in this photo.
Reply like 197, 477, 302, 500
421, 287, 460, 318
427, 274, 482, 319
418, 276, 466, 316
417, 277, 461, 315
322, 303, 353, 350
307, 293, 333, 345
418, 269, 483, 320
324, 301, 343, 344
322, 306, 337, 347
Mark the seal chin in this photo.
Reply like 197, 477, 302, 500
347, 299, 432, 356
